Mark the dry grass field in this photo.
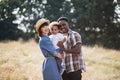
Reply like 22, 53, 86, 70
0, 39, 120, 80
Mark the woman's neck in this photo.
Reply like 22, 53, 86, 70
43, 33, 48, 36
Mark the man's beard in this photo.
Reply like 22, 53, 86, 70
62, 29, 68, 34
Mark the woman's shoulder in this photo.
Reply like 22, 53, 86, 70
40, 35, 50, 42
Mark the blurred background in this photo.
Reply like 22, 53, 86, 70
0, 0, 120, 80
0, 0, 120, 49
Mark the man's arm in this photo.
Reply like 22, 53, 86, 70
64, 43, 81, 54
57, 41, 81, 54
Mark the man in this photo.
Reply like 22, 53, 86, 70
57, 17, 86, 80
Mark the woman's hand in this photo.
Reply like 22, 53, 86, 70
56, 54, 63, 59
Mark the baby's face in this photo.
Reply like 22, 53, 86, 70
50, 26, 59, 35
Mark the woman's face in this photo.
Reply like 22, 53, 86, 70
41, 25, 49, 35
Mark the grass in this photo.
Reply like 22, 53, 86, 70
0, 39, 44, 80
0, 39, 120, 80
82, 46, 120, 80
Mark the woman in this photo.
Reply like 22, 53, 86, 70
35, 18, 62, 80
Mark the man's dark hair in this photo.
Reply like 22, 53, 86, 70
57, 17, 68, 22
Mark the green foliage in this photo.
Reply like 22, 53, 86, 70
71, 0, 120, 49
0, 0, 120, 49
0, 0, 24, 40
43, 0, 64, 21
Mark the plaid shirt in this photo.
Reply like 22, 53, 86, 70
62, 29, 86, 73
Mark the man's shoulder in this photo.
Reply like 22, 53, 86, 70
71, 30, 81, 36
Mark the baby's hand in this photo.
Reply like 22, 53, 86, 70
62, 38, 66, 43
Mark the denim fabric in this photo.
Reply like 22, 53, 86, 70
39, 35, 62, 80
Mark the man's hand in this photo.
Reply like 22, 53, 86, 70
57, 41, 65, 50
62, 38, 66, 43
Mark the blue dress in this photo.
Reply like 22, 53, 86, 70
39, 34, 62, 80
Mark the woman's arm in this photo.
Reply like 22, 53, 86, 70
41, 37, 63, 59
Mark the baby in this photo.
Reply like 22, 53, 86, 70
49, 21, 65, 74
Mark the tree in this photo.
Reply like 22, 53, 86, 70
42, 0, 64, 21
0, 0, 119, 49
0, 0, 24, 40
71, 0, 120, 49
17, 0, 42, 34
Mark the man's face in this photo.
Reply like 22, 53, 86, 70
59, 20, 69, 33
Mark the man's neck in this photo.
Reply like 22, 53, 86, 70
63, 33, 68, 36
